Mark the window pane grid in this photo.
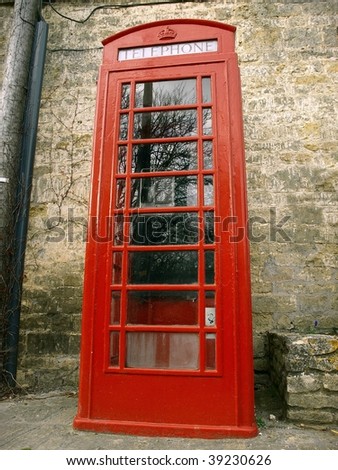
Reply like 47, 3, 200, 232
110, 76, 218, 374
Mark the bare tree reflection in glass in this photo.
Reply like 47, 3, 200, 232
129, 251, 198, 284
130, 212, 199, 245
121, 83, 131, 109
128, 79, 213, 285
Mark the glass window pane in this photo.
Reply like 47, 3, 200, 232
119, 113, 129, 140
128, 250, 198, 284
115, 179, 126, 208
112, 252, 123, 284
110, 332, 120, 367
204, 175, 214, 206
175, 176, 198, 207
132, 142, 197, 173
121, 83, 130, 109
205, 250, 214, 284
111, 291, 121, 325
135, 79, 196, 108
126, 332, 199, 370
203, 140, 213, 169
130, 212, 199, 245
204, 211, 214, 244
205, 333, 216, 370
117, 146, 127, 173
135, 82, 153, 108
113, 214, 124, 246
202, 77, 211, 103
127, 291, 198, 325
131, 176, 197, 208
202, 108, 212, 135
134, 110, 197, 139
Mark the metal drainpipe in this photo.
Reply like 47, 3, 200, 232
4, 19, 48, 387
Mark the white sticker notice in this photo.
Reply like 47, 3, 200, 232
205, 307, 216, 326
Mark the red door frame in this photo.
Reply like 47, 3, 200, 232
74, 19, 257, 438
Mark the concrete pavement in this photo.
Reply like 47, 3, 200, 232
0, 386, 337, 450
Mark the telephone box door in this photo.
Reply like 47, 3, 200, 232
74, 20, 257, 438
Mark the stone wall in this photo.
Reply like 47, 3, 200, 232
0, 1, 336, 390
269, 332, 338, 424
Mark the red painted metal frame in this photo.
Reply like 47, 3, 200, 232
74, 19, 257, 438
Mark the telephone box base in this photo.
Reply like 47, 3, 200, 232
73, 416, 258, 439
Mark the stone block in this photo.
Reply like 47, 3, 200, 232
307, 337, 338, 355
253, 333, 267, 357
26, 332, 70, 355
297, 294, 332, 314
20, 312, 75, 331
287, 375, 321, 394
68, 334, 81, 354
254, 357, 269, 372
287, 335, 338, 356
17, 356, 79, 391
287, 392, 338, 410
323, 375, 338, 392
285, 355, 309, 373
291, 206, 323, 225
309, 354, 338, 373
287, 408, 334, 424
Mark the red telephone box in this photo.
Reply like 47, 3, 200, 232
74, 19, 257, 438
